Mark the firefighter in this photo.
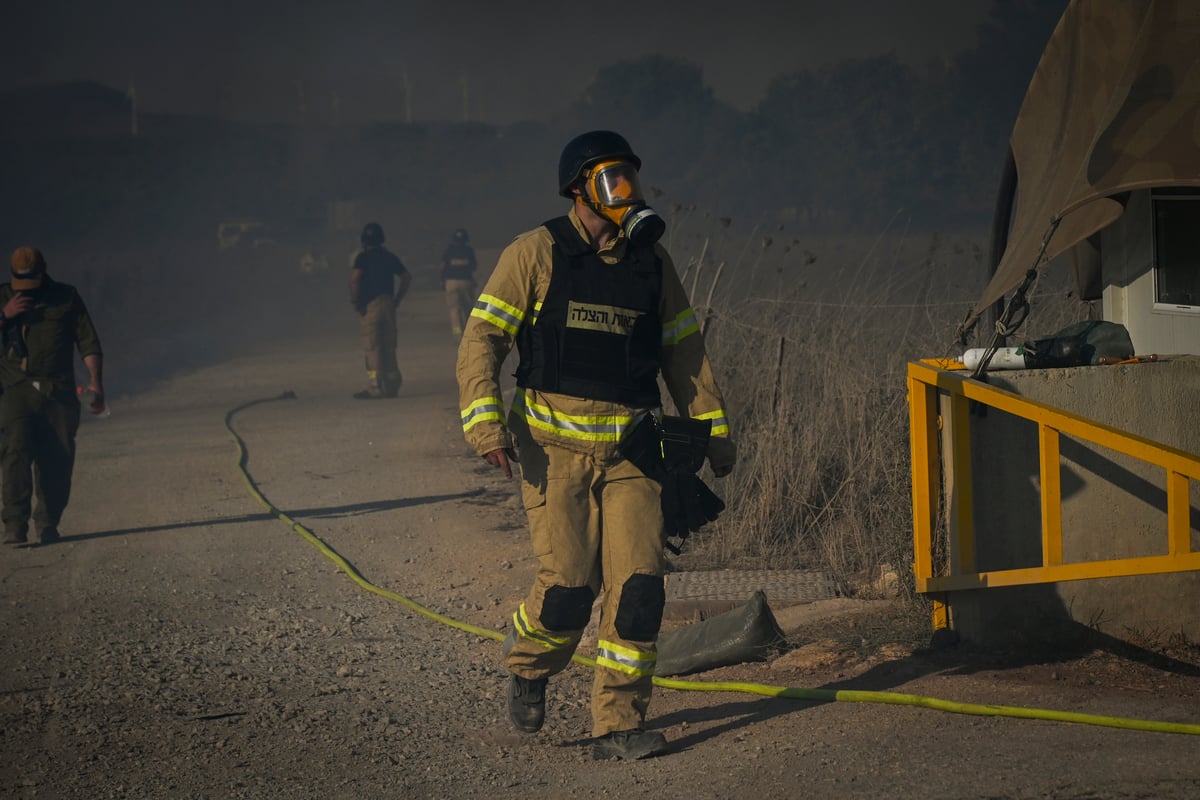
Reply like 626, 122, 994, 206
0, 247, 105, 547
349, 222, 411, 399
456, 130, 735, 760
440, 228, 477, 338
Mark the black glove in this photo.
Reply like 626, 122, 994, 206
619, 415, 726, 553
660, 471, 726, 542
660, 472, 689, 540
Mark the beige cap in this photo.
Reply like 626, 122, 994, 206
10, 246, 46, 291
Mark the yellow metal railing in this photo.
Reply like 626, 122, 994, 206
908, 360, 1200, 608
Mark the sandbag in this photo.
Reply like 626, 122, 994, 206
655, 590, 787, 677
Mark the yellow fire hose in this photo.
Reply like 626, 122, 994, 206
227, 393, 1200, 736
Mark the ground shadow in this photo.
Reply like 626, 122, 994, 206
653, 694, 827, 752
53, 488, 484, 544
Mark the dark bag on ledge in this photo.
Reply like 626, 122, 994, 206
1022, 320, 1134, 368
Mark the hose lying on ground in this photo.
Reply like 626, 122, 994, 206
226, 392, 1200, 737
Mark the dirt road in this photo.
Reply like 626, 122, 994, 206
2, 289, 1199, 799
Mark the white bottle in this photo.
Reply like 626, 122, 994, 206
962, 347, 1028, 371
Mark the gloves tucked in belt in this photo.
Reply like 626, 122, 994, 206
619, 414, 726, 553
660, 471, 726, 540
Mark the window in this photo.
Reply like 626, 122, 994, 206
1152, 189, 1200, 310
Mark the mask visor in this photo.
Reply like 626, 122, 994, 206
589, 161, 645, 208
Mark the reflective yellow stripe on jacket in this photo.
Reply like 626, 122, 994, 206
661, 307, 699, 346
471, 293, 525, 335
518, 390, 639, 443
694, 408, 730, 437
597, 639, 656, 677
471, 294, 541, 336
461, 396, 505, 433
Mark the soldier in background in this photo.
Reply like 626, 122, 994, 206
440, 228, 477, 338
0, 247, 105, 547
349, 222, 411, 399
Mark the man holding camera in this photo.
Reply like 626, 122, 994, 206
0, 247, 104, 547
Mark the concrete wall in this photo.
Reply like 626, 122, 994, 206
942, 356, 1200, 647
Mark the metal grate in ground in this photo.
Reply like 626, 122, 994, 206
665, 569, 837, 606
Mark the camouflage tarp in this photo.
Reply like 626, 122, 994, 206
967, 0, 1200, 330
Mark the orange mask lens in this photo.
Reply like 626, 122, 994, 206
589, 161, 643, 207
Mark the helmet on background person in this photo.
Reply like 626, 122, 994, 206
557, 130, 664, 247
10, 246, 47, 291
361, 222, 385, 247
452, 228, 469, 244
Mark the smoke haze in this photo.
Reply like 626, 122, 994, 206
0, 0, 1069, 394
3, 0, 990, 124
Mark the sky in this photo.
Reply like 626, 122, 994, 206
1, 0, 993, 125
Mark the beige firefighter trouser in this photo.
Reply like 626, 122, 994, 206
504, 431, 666, 737
444, 279, 475, 338
360, 295, 401, 395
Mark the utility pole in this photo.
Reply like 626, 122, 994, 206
460, 70, 470, 122
402, 66, 413, 123
127, 78, 138, 136
295, 80, 307, 117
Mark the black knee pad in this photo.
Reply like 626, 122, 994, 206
615, 574, 665, 641
540, 585, 595, 631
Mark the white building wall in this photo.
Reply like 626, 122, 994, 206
1101, 190, 1200, 356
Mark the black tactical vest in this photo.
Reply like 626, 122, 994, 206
514, 216, 663, 407
442, 243, 476, 281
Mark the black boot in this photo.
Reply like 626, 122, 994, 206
593, 729, 669, 761
506, 674, 547, 733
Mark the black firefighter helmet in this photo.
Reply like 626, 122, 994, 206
557, 130, 641, 198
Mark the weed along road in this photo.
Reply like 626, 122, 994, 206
1, 289, 1198, 799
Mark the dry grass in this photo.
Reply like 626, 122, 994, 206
669, 225, 1087, 600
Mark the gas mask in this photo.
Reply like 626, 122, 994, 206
581, 160, 665, 247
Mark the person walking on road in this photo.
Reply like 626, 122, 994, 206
456, 130, 736, 760
440, 228, 477, 339
350, 222, 411, 399
0, 247, 106, 547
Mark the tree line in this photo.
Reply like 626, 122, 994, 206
0, 1, 1066, 255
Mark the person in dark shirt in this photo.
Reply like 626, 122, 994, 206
440, 228, 478, 338
0, 247, 105, 547
349, 222, 411, 399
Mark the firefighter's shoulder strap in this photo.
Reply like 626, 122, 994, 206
542, 216, 592, 257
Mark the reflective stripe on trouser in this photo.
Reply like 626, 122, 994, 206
359, 295, 401, 394
444, 279, 475, 337
504, 438, 666, 737
0, 380, 81, 534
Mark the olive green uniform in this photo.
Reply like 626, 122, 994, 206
0, 279, 102, 539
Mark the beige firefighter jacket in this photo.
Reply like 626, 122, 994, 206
456, 206, 735, 472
